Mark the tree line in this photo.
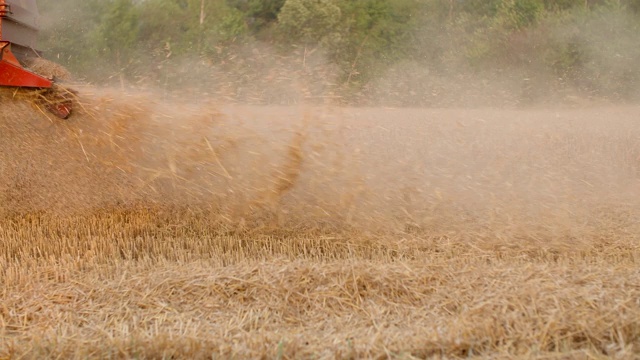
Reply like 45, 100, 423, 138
37, 0, 640, 104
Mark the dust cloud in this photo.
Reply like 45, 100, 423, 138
368, 7, 640, 108
3, 4, 640, 358
2, 81, 640, 245
2, 3, 640, 245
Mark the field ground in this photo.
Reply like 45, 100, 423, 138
1, 93, 640, 358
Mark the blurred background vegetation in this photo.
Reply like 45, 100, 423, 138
37, 0, 640, 106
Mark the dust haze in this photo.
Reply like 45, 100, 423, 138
2, 1, 640, 358
3, 3, 639, 236
2, 84, 640, 244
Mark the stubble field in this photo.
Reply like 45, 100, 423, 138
1, 87, 639, 359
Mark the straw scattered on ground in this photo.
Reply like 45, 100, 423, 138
1, 85, 640, 359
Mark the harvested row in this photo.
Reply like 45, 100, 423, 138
1, 88, 640, 358
2, 254, 639, 358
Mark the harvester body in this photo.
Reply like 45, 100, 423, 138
0, 0, 72, 118
1, 0, 39, 53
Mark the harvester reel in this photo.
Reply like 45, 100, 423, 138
37, 85, 76, 119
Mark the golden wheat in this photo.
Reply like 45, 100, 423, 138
1, 86, 640, 358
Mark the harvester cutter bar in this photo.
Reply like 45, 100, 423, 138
0, 41, 52, 87
0, 0, 73, 119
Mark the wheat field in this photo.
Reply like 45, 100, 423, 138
1, 86, 640, 359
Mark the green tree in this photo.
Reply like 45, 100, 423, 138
94, 0, 139, 64
137, 0, 245, 56
226, 0, 286, 31
277, 0, 342, 45
494, 0, 544, 30
37, 0, 106, 73
278, 0, 419, 85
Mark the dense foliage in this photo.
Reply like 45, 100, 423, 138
37, 0, 640, 104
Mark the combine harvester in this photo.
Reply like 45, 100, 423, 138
0, 0, 73, 118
